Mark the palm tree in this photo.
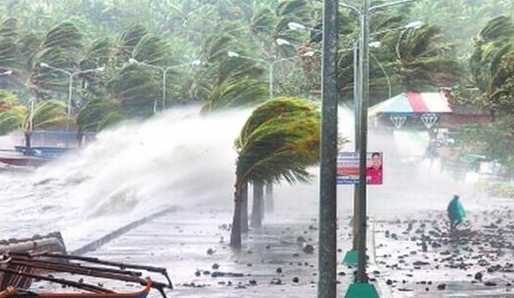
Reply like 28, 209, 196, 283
107, 63, 160, 118
385, 24, 463, 91
76, 97, 122, 145
230, 97, 320, 248
29, 22, 84, 96
0, 98, 69, 152
470, 16, 514, 97
0, 18, 20, 71
200, 77, 268, 114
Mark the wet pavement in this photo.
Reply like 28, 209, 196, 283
374, 198, 514, 298
28, 195, 514, 298
34, 210, 364, 298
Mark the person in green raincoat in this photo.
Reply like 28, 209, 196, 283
447, 195, 466, 232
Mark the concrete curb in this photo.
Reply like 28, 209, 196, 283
71, 206, 177, 255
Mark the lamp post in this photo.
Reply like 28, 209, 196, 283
338, 1, 421, 296
227, 51, 314, 100
40, 63, 105, 116
286, 20, 423, 101
318, 1, 339, 298
129, 59, 201, 112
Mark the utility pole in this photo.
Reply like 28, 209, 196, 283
318, 0, 339, 297
352, 39, 361, 252
357, 0, 370, 283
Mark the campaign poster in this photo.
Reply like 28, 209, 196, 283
337, 152, 383, 185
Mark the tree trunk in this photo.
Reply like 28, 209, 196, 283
77, 129, 84, 148
24, 132, 32, 156
251, 180, 264, 229
230, 176, 244, 249
241, 180, 249, 233
265, 182, 274, 213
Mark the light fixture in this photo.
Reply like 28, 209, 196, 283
369, 41, 381, 48
276, 38, 292, 46
288, 22, 307, 31
405, 21, 424, 29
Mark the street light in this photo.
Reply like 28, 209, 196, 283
226, 50, 313, 99
338, 0, 421, 296
40, 63, 105, 116
129, 58, 201, 112
287, 21, 310, 32
277, 37, 392, 101
0, 70, 13, 76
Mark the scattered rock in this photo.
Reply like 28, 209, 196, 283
474, 272, 483, 281
271, 278, 283, 285
211, 272, 244, 278
302, 244, 315, 254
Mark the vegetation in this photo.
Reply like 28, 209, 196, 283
453, 16, 514, 175
0, 0, 511, 235
230, 97, 320, 248
0, 93, 69, 151
0, 0, 500, 124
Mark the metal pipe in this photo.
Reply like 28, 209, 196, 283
370, 0, 419, 11
339, 2, 362, 16
269, 63, 274, 99
8, 259, 170, 290
9, 256, 142, 276
0, 267, 114, 293
370, 52, 392, 98
357, 0, 370, 283
12, 252, 170, 277
352, 40, 360, 251
318, 0, 339, 297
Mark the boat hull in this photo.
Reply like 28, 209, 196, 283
0, 153, 49, 167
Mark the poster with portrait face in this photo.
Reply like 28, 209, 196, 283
337, 152, 383, 185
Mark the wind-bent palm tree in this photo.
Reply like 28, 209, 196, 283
0, 98, 69, 152
200, 77, 268, 114
388, 24, 463, 91
76, 97, 122, 146
230, 97, 320, 249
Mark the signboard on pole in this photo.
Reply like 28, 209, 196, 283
337, 152, 383, 185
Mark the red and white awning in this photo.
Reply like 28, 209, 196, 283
369, 91, 453, 117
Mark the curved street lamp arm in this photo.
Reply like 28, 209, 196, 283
73, 67, 104, 76
164, 60, 201, 72
272, 56, 302, 64
134, 60, 165, 72
339, 2, 363, 17
229, 53, 269, 66
370, 52, 392, 99
370, 0, 419, 11
41, 63, 72, 76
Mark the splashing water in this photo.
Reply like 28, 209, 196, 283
0, 107, 252, 241
0, 104, 475, 245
